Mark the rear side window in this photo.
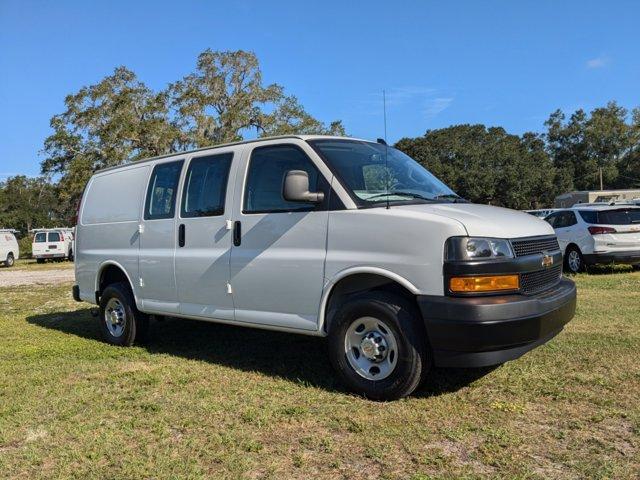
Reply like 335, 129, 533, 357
244, 145, 325, 213
578, 210, 598, 224
48, 232, 61, 242
34, 233, 46, 243
145, 160, 184, 220
181, 153, 233, 218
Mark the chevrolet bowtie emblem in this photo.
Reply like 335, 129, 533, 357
542, 254, 554, 267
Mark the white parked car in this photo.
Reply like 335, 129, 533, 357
32, 228, 75, 263
73, 135, 576, 400
544, 206, 640, 273
0, 229, 19, 267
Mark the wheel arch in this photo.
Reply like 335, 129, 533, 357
95, 261, 139, 306
565, 242, 582, 255
318, 267, 420, 335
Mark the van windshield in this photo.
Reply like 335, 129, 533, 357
309, 139, 461, 206
579, 209, 640, 225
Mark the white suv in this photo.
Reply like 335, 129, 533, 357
0, 230, 19, 267
73, 135, 576, 400
32, 229, 74, 263
545, 206, 640, 273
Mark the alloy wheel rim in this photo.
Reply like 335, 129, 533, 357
344, 316, 398, 381
105, 298, 126, 337
568, 251, 581, 272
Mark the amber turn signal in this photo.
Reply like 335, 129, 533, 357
449, 274, 519, 293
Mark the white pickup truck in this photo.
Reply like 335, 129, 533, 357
73, 135, 576, 399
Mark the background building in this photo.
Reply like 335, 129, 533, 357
554, 189, 640, 207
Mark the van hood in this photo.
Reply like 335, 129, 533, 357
395, 203, 555, 238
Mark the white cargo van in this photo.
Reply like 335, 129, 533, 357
73, 136, 576, 399
32, 228, 74, 263
0, 230, 19, 267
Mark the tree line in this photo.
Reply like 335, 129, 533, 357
1, 48, 639, 233
396, 102, 640, 209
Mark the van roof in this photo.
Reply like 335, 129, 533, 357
30, 228, 74, 233
96, 135, 371, 174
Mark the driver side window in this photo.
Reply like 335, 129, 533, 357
243, 145, 328, 214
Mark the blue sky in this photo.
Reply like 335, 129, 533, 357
1, 0, 639, 178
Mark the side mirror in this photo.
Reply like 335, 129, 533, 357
283, 170, 325, 203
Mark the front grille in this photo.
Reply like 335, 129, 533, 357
511, 236, 560, 257
520, 265, 562, 295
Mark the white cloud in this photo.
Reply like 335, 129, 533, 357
382, 86, 437, 107
586, 56, 609, 69
424, 97, 454, 118
361, 87, 453, 120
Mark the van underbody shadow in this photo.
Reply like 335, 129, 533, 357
26, 309, 493, 399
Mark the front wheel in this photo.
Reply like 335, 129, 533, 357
5, 253, 14, 267
99, 282, 148, 346
564, 246, 585, 274
328, 292, 430, 400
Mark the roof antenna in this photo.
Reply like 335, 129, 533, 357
382, 89, 390, 209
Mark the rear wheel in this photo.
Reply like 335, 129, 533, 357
36, 258, 45, 264
328, 291, 430, 400
99, 282, 148, 346
564, 245, 584, 274
68, 249, 74, 262
4, 253, 14, 267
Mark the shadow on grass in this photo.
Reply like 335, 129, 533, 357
583, 264, 637, 276
27, 308, 493, 398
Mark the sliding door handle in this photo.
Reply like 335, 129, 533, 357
178, 224, 185, 247
233, 221, 241, 246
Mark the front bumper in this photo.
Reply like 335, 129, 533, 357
417, 277, 576, 368
583, 250, 640, 265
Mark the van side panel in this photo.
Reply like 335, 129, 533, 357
76, 165, 151, 304
0, 233, 19, 261
325, 208, 467, 297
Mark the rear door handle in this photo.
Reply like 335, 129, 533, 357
233, 221, 241, 246
178, 224, 185, 247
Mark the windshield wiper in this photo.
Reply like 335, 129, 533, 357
366, 191, 437, 202
433, 193, 468, 203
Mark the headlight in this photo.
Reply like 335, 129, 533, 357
445, 237, 514, 261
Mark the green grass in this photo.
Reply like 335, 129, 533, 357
1, 273, 639, 479
8, 259, 74, 271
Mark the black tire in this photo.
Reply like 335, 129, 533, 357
99, 282, 149, 346
328, 291, 430, 401
5, 253, 14, 268
564, 245, 585, 274
36, 258, 45, 264
632, 264, 640, 271
68, 249, 74, 262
